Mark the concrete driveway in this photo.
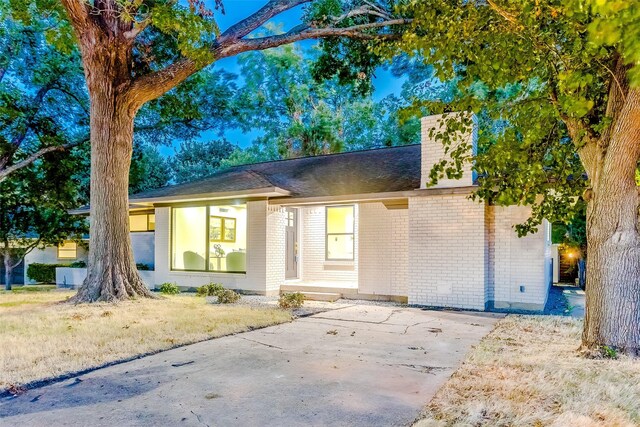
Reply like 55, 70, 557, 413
0, 305, 501, 427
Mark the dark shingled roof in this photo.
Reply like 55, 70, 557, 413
130, 144, 422, 201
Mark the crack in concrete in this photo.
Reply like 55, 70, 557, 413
190, 409, 209, 427
402, 322, 443, 335
310, 309, 404, 325
238, 336, 284, 350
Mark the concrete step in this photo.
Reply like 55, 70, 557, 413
297, 291, 342, 302
281, 284, 357, 296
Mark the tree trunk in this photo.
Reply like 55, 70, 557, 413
70, 63, 154, 302
3, 251, 12, 291
581, 89, 640, 356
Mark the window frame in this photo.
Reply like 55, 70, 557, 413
57, 241, 78, 260
170, 205, 246, 274
325, 205, 355, 261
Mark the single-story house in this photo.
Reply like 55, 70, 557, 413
25, 113, 553, 311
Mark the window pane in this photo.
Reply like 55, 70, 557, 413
58, 241, 77, 259
327, 206, 354, 234
130, 215, 148, 232
148, 214, 155, 231
327, 234, 354, 260
172, 207, 206, 270
208, 205, 247, 272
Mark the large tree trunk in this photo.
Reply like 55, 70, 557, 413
70, 49, 154, 302
581, 88, 640, 356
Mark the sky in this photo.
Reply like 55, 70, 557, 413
161, 1, 406, 155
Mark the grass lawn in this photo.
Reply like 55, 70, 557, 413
0, 290, 292, 394
415, 315, 640, 426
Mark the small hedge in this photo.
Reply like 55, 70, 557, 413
26, 263, 66, 283
195, 283, 241, 304
216, 289, 241, 304
27, 262, 86, 283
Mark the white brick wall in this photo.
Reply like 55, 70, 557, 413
421, 113, 477, 189
358, 202, 408, 296
408, 194, 487, 310
265, 205, 286, 293
299, 205, 358, 283
491, 205, 551, 310
131, 232, 155, 268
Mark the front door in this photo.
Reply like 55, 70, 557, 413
285, 207, 298, 279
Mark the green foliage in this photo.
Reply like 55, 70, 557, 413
601, 345, 618, 360
171, 139, 234, 183
69, 260, 86, 268
234, 42, 419, 161
195, 283, 239, 303
159, 282, 180, 295
385, 0, 640, 234
216, 288, 241, 304
278, 292, 305, 309
129, 144, 171, 194
195, 282, 224, 297
135, 263, 151, 271
26, 263, 67, 283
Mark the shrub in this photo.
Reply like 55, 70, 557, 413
279, 292, 304, 309
136, 263, 151, 271
69, 260, 87, 268
196, 282, 224, 297
26, 263, 67, 283
216, 289, 241, 304
159, 282, 180, 295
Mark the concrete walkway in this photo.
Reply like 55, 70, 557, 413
0, 305, 501, 427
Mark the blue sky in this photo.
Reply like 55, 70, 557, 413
163, 1, 405, 155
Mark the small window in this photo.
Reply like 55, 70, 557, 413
130, 214, 155, 232
210, 216, 236, 243
326, 205, 354, 261
58, 241, 77, 259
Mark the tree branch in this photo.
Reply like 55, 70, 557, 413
128, 17, 409, 106
220, 0, 311, 41
0, 138, 88, 182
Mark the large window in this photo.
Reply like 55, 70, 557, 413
130, 214, 155, 232
171, 204, 247, 273
326, 205, 354, 261
57, 241, 77, 259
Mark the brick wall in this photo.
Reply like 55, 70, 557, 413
300, 205, 358, 283
408, 194, 487, 310
491, 205, 552, 310
265, 205, 286, 293
421, 113, 477, 189
358, 202, 408, 296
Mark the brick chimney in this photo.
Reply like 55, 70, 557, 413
420, 112, 477, 189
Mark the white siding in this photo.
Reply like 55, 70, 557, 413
358, 202, 408, 296
299, 205, 358, 283
408, 195, 487, 310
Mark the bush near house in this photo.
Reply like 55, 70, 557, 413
136, 263, 152, 271
279, 292, 305, 309
159, 282, 180, 295
26, 263, 66, 283
196, 283, 241, 304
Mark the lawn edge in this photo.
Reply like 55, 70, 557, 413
0, 313, 293, 399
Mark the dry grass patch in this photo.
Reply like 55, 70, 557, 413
415, 315, 640, 427
0, 291, 291, 393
